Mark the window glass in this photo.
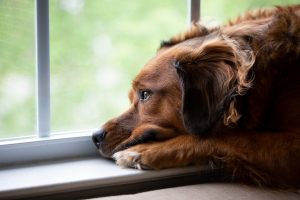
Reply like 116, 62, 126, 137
49, 0, 187, 133
201, 0, 299, 25
0, 0, 35, 139
3, 1, 295, 138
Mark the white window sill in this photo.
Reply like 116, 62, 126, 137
0, 156, 216, 199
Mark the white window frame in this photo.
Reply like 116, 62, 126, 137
36, 0, 51, 138
0, 0, 200, 166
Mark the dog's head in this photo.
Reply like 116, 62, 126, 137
92, 48, 186, 158
92, 23, 257, 158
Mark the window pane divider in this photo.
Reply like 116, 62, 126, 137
188, 0, 200, 26
35, 0, 50, 137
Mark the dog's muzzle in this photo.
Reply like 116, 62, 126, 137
92, 128, 107, 149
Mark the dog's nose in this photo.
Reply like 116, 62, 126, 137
92, 128, 107, 149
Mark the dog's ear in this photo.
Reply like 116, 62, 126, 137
174, 34, 255, 136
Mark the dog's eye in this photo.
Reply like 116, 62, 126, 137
141, 90, 150, 100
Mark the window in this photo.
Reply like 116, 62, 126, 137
0, 0, 190, 165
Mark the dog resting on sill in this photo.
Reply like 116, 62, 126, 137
92, 5, 300, 191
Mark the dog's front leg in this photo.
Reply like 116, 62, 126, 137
112, 130, 300, 190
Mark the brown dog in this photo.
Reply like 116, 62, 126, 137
92, 5, 300, 191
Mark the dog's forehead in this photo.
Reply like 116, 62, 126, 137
133, 51, 177, 89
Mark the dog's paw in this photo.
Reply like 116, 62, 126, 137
112, 145, 154, 170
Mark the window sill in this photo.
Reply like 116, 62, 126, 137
0, 156, 221, 199
0, 131, 225, 199
0, 130, 99, 165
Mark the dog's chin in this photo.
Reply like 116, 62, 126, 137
98, 144, 133, 160
102, 133, 156, 160
112, 144, 134, 155
98, 151, 111, 159
98, 147, 115, 159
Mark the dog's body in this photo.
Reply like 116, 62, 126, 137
92, 5, 300, 191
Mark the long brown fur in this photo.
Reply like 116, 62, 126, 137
93, 5, 300, 192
